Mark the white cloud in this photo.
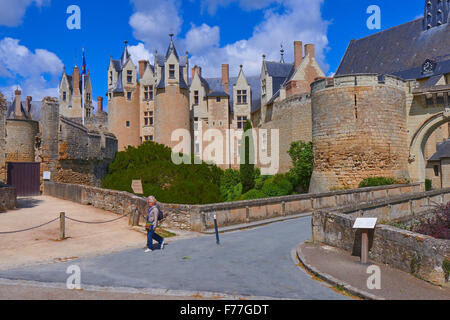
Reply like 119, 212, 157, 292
0, 37, 63, 101
128, 0, 329, 78
129, 0, 182, 53
128, 42, 154, 66
0, 0, 50, 27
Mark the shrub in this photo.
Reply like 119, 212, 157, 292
103, 141, 224, 204
287, 141, 314, 192
261, 174, 294, 197
425, 179, 433, 191
240, 120, 255, 193
220, 169, 241, 200
358, 177, 408, 188
413, 202, 450, 240
240, 189, 266, 200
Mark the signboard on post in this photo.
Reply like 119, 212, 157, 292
43, 171, 51, 181
353, 218, 377, 265
131, 180, 143, 195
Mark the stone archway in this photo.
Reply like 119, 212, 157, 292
409, 111, 450, 183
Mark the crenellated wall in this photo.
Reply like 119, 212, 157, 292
310, 74, 409, 193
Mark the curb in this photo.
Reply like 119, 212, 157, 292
295, 242, 384, 301
202, 212, 312, 234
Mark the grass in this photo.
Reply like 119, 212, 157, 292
155, 228, 177, 238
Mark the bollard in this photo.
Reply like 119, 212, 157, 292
59, 212, 65, 240
214, 214, 220, 245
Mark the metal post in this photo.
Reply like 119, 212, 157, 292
59, 212, 65, 240
361, 229, 369, 264
214, 214, 220, 245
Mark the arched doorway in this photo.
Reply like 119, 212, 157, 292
409, 111, 450, 183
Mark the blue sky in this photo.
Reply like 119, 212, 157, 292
0, 0, 424, 110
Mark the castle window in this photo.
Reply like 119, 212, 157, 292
437, 94, 445, 105
144, 111, 153, 126
237, 90, 247, 104
109, 71, 113, 85
216, 97, 221, 102
144, 135, 153, 141
169, 64, 175, 79
127, 92, 132, 100
126, 121, 130, 127
426, 96, 434, 106
194, 91, 199, 105
434, 165, 440, 177
86, 93, 91, 101
237, 116, 247, 130
144, 86, 154, 101
127, 70, 133, 83
63, 92, 66, 101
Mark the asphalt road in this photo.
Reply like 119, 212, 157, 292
0, 217, 349, 300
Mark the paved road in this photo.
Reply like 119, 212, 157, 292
0, 218, 348, 300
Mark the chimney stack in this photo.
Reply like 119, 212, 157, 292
139, 60, 148, 80
26, 96, 32, 113
72, 66, 80, 95
221, 64, 229, 94
305, 44, 315, 58
97, 96, 103, 112
192, 66, 202, 79
294, 41, 303, 69
14, 89, 21, 118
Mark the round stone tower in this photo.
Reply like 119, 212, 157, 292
309, 74, 409, 193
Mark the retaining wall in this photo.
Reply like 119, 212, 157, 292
44, 181, 422, 232
312, 188, 450, 287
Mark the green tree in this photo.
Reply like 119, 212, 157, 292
287, 141, 314, 192
240, 120, 255, 194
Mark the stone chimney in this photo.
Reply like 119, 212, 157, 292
305, 44, 315, 58
97, 96, 103, 112
139, 60, 148, 80
26, 96, 32, 113
222, 64, 229, 94
14, 89, 22, 118
72, 66, 80, 95
294, 41, 303, 69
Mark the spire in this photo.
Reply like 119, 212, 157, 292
121, 40, 130, 66
424, 0, 449, 30
280, 44, 285, 64
165, 33, 179, 60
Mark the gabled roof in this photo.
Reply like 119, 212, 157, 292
265, 61, 294, 78
429, 139, 450, 161
336, 18, 450, 79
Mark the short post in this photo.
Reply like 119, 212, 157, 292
214, 213, 220, 245
361, 229, 369, 264
59, 212, 65, 240
353, 218, 377, 265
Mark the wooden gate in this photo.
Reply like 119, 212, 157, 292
7, 162, 41, 197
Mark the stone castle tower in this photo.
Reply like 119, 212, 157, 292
107, 43, 141, 151
154, 34, 190, 149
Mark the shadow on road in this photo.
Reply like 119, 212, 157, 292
16, 198, 43, 209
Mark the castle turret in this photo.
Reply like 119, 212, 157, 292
154, 34, 190, 150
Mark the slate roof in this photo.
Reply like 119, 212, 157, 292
265, 61, 294, 78
6, 100, 42, 121
429, 139, 450, 161
336, 18, 450, 79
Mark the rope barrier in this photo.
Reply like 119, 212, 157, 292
0, 212, 131, 234
0, 217, 60, 235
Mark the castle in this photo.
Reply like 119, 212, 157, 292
107, 35, 323, 172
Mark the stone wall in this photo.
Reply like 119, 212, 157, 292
44, 181, 422, 233
44, 181, 195, 231
0, 93, 7, 182
5, 119, 39, 162
0, 185, 16, 212
257, 94, 312, 174
310, 74, 409, 193
312, 188, 450, 287
41, 98, 118, 188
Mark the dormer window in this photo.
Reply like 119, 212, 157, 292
63, 92, 66, 101
144, 86, 153, 101
109, 71, 113, 85
237, 90, 247, 104
169, 65, 175, 79
127, 70, 133, 83
127, 92, 132, 100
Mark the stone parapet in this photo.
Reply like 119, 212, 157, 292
311, 74, 406, 93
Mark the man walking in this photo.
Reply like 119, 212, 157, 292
145, 196, 165, 253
